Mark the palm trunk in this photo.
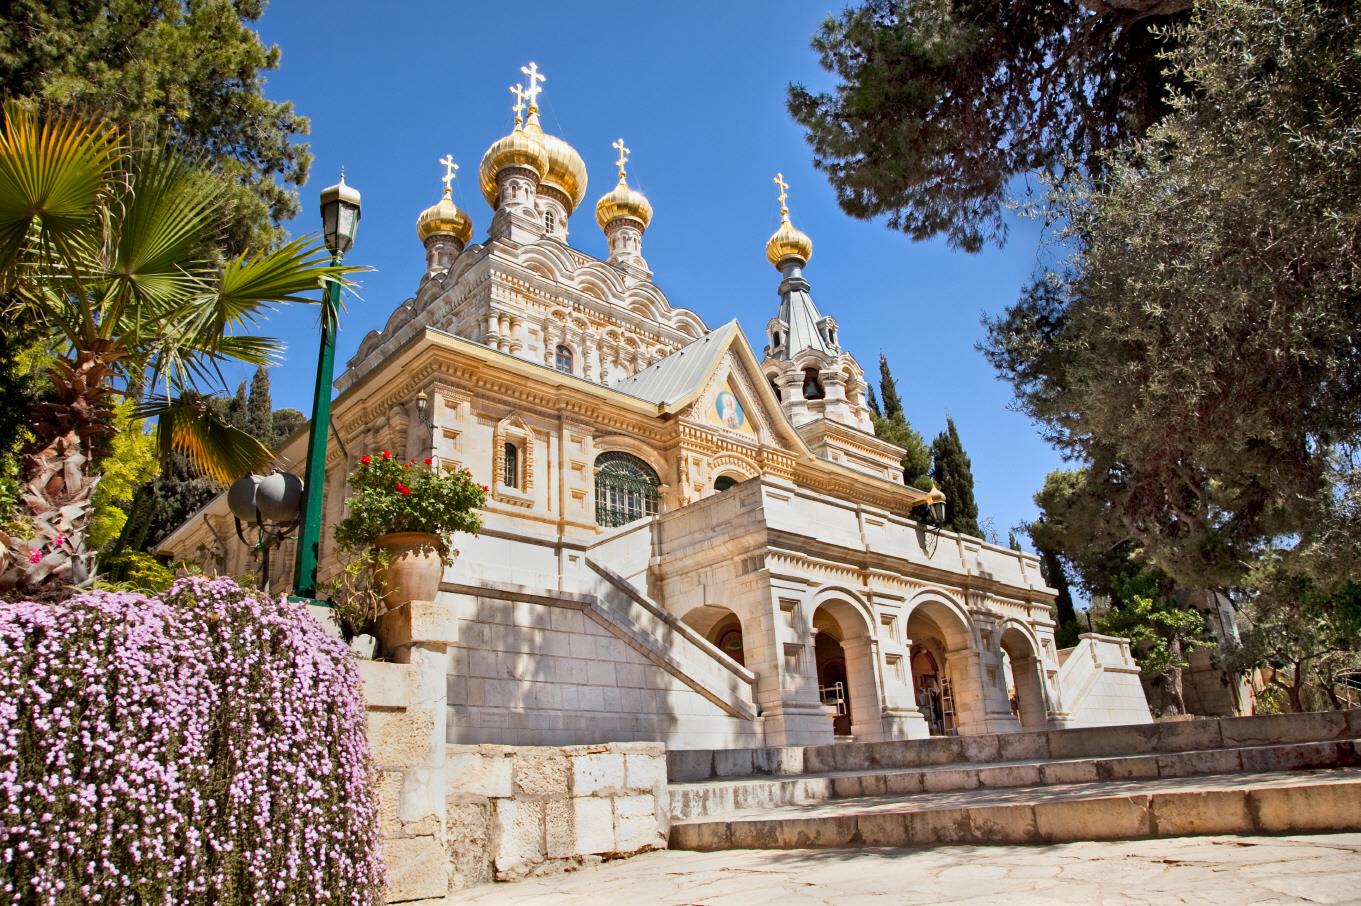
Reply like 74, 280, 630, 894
0, 349, 117, 596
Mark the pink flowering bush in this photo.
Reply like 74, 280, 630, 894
0, 576, 385, 904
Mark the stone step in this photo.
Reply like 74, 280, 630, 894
668, 767, 1361, 851
666, 709, 1361, 783
667, 738, 1361, 821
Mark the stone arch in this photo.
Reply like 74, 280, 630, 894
809, 588, 883, 741
709, 451, 758, 482
680, 605, 746, 667
999, 621, 1049, 730
905, 592, 977, 736
671, 311, 705, 339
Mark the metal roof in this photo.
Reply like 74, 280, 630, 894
609, 320, 740, 406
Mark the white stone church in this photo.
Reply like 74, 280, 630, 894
160, 65, 1149, 750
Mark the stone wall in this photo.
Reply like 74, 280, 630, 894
446, 742, 667, 888
360, 635, 670, 903
443, 588, 762, 749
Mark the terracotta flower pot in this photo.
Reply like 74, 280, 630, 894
374, 531, 445, 605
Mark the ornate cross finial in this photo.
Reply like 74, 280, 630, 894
774, 172, 790, 218
612, 137, 631, 181
439, 154, 458, 194
509, 83, 527, 126
520, 62, 546, 109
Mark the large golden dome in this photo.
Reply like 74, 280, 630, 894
417, 188, 473, 245
478, 124, 550, 208
595, 175, 652, 230
525, 115, 588, 211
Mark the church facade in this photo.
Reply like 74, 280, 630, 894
159, 64, 1150, 750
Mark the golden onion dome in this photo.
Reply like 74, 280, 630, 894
595, 176, 652, 230
524, 115, 588, 211
416, 188, 473, 245
478, 124, 550, 208
766, 214, 813, 267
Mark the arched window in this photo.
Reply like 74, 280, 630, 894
827, 328, 836, 346
594, 451, 660, 527
554, 345, 573, 374
545, 209, 556, 233
768, 375, 782, 402
772, 330, 782, 348
714, 475, 739, 492
503, 442, 519, 488
802, 367, 825, 400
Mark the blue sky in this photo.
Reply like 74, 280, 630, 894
245, 0, 1066, 546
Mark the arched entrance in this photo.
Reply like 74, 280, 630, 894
811, 598, 882, 740
681, 606, 745, 667
905, 599, 975, 736
1001, 626, 1049, 730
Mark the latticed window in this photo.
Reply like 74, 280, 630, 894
503, 442, 519, 488
594, 451, 660, 527
555, 345, 573, 374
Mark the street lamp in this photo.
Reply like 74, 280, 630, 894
293, 170, 361, 599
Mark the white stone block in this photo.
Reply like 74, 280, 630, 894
447, 750, 513, 798
572, 796, 615, 854
614, 796, 664, 853
625, 754, 666, 791
494, 798, 544, 873
573, 752, 626, 795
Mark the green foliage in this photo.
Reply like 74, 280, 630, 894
246, 365, 273, 445
787, 0, 1184, 250
983, 0, 1361, 593
930, 417, 980, 536
0, 0, 311, 253
270, 407, 307, 450
334, 453, 487, 561
322, 548, 390, 641
1096, 574, 1212, 704
89, 402, 159, 549
870, 354, 932, 488
1220, 558, 1361, 712
102, 550, 174, 592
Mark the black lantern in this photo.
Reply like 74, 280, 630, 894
320, 170, 362, 256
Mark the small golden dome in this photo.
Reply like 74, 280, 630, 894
417, 188, 473, 245
766, 171, 813, 267
478, 124, 550, 208
595, 176, 652, 230
766, 215, 813, 267
524, 116, 588, 212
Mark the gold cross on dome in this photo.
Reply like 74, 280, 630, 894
612, 138, 631, 180
773, 172, 790, 217
509, 83, 527, 124
520, 62, 546, 108
439, 154, 458, 193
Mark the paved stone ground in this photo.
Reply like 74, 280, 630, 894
458, 833, 1361, 904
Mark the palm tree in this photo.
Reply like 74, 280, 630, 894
0, 103, 354, 594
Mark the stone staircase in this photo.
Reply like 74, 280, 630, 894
666, 710, 1361, 850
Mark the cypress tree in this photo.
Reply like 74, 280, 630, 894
878, 353, 904, 420
930, 417, 981, 536
246, 366, 274, 445
226, 381, 249, 431
1008, 530, 1021, 552
866, 383, 882, 418
1038, 543, 1082, 648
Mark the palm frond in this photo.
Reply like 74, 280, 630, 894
141, 392, 274, 483
0, 101, 120, 280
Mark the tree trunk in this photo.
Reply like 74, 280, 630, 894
1164, 635, 1187, 715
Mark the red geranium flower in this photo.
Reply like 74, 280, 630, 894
381, 451, 391, 460
395, 482, 410, 496
360, 454, 371, 465
424, 458, 433, 466
481, 485, 489, 492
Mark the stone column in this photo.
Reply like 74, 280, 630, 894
840, 636, 887, 742
749, 581, 831, 747
1011, 653, 1051, 730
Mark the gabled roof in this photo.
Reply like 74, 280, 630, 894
610, 320, 740, 406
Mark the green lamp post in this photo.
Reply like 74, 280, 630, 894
293, 170, 361, 599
